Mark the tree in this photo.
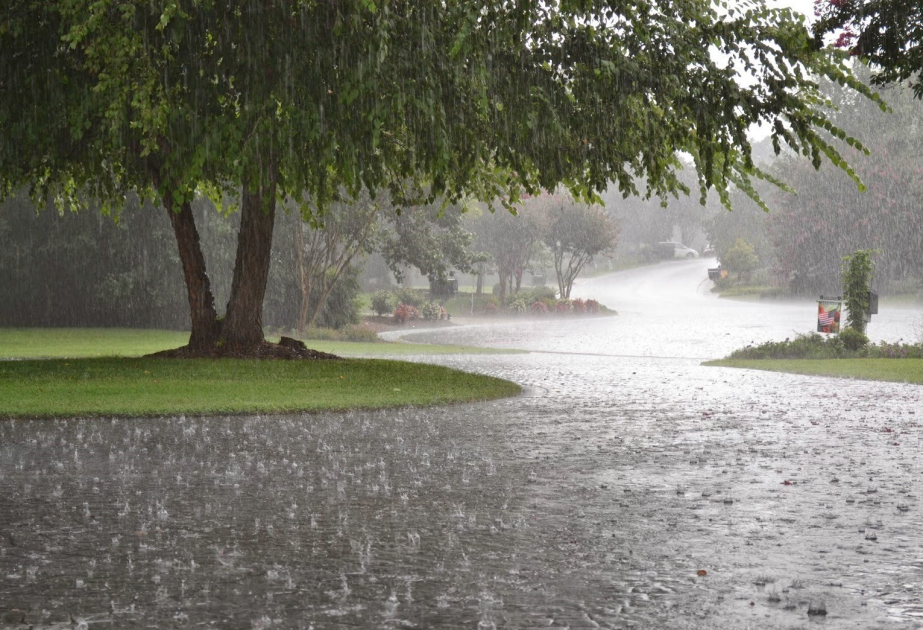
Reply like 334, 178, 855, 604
291, 195, 379, 331
722, 238, 760, 282
814, 0, 923, 98
2, 0, 879, 357
765, 67, 923, 294
542, 196, 620, 299
378, 199, 476, 286
469, 203, 547, 302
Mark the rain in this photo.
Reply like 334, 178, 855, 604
2, 0, 923, 628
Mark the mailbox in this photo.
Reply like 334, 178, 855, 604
867, 290, 878, 322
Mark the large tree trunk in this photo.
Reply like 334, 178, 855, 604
221, 178, 277, 350
164, 198, 220, 349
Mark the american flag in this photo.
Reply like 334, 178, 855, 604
818, 311, 835, 326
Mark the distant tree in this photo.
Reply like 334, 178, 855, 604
814, 0, 923, 98
291, 195, 379, 331
766, 68, 923, 294
378, 199, 476, 287
469, 203, 547, 302
2, 0, 880, 356
542, 196, 620, 299
722, 239, 760, 283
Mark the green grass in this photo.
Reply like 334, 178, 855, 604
0, 328, 191, 359
0, 357, 522, 419
0, 327, 519, 360
0, 328, 523, 418
705, 358, 923, 385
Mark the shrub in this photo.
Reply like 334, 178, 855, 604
342, 325, 381, 342
395, 287, 426, 308
723, 238, 759, 282
482, 302, 498, 315
728, 332, 923, 361
529, 300, 548, 315
421, 301, 447, 321
572, 298, 587, 313
555, 299, 573, 314
838, 327, 869, 352
585, 299, 600, 313
516, 286, 558, 304
868, 341, 923, 359
371, 290, 398, 316
509, 298, 527, 314
392, 304, 419, 324
300, 325, 380, 343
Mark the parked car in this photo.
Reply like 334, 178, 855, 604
657, 241, 699, 259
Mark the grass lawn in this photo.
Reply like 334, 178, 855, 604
705, 358, 923, 385
0, 328, 523, 418
0, 358, 521, 418
0, 327, 520, 359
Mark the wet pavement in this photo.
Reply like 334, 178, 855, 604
2, 260, 922, 628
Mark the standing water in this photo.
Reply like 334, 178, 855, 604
2, 260, 922, 628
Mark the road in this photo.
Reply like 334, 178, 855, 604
1, 261, 921, 629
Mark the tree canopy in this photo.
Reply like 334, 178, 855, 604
1, 0, 879, 355
814, 0, 923, 98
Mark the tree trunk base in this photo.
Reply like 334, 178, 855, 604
146, 338, 339, 360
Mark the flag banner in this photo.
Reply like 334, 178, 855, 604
817, 300, 841, 334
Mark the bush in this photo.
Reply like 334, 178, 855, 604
868, 340, 923, 359
395, 287, 426, 308
371, 290, 398, 316
420, 301, 447, 321
723, 238, 759, 282
392, 304, 419, 324
572, 298, 587, 313
839, 327, 869, 352
300, 324, 380, 343
529, 300, 548, 315
727, 332, 923, 360
482, 302, 498, 315
516, 286, 557, 304
585, 299, 600, 313
509, 298, 527, 314
310, 266, 362, 329
342, 325, 381, 342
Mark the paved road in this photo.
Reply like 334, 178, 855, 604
1, 262, 921, 629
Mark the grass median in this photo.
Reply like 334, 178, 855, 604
705, 358, 923, 385
0, 328, 523, 418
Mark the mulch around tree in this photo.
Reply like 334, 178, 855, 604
146, 337, 340, 360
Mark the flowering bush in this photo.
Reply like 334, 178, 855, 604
509, 298, 527, 314
585, 299, 600, 313
555, 299, 573, 314
529, 300, 548, 315
482, 302, 498, 315
392, 303, 419, 324
420, 301, 448, 321
571, 298, 587, 313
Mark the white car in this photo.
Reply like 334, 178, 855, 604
658, 241, 699, 259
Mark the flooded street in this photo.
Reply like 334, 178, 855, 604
3, 261, 923, 628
